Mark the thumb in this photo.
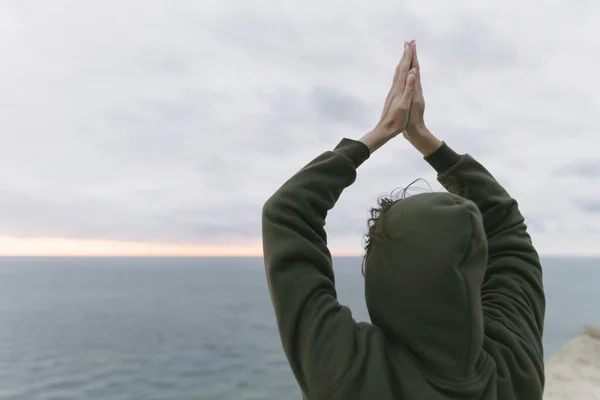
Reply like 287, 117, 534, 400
399, 68, 417, 107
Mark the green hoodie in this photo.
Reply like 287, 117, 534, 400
262, 138, 545, 399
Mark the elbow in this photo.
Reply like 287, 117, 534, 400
262, 192, 288, 228
262, 194, 278, 220
262, 184, 294, 219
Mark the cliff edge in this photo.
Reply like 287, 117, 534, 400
544, 326, 600, 400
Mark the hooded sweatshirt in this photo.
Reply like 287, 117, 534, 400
262, 138, 545, 400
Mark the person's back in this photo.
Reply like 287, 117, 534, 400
261, 41, 544, 399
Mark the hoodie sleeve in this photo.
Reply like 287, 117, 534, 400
261, 138, 370, 399
425, 143, 545, 391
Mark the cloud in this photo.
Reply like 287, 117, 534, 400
309, 87, 368, 125
557, 162, 600, 179
1, 0, 600, 254
573, 200, 600, 214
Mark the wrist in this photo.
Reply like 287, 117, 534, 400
359, 128, 391, 153
405, 126, 442, 157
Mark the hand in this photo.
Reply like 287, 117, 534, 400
376, 41, 417, 138
403, 41, 426, 140
402, 41, 442, 157
360, 41, 417, 152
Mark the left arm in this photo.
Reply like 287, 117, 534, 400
262, 138, 370, 399
262, 42, 416, 398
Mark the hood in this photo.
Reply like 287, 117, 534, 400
364, 192, 489, 382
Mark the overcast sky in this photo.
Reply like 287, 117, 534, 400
1, 0, 600, 255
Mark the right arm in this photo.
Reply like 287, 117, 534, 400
426, 137, 545, 342
410, 129, 545, 392
405, 40, 545, 395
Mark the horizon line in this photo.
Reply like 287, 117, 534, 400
1, 254, 600, 258
2, 236, 600, 258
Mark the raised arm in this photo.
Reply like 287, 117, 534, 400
426, 139, 545, 392
262, 42, 418, 398
427, 141, 545, 342
262, 139, 368, 399
403, 41, 545, 396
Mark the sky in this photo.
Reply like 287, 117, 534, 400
1, 0, 600, 256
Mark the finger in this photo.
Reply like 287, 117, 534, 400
399, 69, 417, 107
399, 44, 413, 78
414, 65, 423, 99
392, 41, 411, 86
384, 41, 410, 109
411, 42, 424, 97
411, 42, 420, 75
394, 45, 413, 92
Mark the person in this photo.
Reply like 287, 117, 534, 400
261, 40, 545, 399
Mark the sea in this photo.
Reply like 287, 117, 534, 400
0, 256, 599, 400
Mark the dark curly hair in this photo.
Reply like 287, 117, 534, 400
361, 178, 432, 276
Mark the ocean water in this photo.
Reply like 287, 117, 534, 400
0, 257, 599, 400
